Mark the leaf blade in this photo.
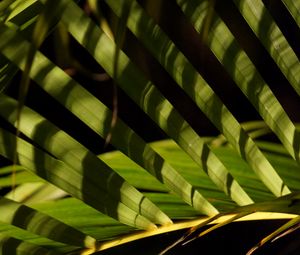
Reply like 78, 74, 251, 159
60, 0, 253, 206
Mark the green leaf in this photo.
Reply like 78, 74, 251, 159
0, 170, 41, 188
104, 0, 290, 197
0, 196, 97, 248
59, 0, 253, 206
233, 0, 300, 96
0, 129, 160, 231
0, 165, 24, 175
0, 235, 60, 255
176, 0, 300, 163
0, 55, 17, 93
0, 5, 231, 217
0, 0, 299, 253
0, 2, 223, 217
30, 198, 133, 241
0, 0, 251, 214
0, 94, 170, 229
282, 0, 300, 27
5, 182, 67, 204
16, 0, 68, 138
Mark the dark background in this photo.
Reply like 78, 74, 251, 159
99, 219, 300, 254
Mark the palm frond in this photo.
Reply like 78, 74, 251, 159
0, 0, 299, 254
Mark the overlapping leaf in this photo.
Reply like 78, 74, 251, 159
0, 20, 221, 218
175, 0, 300, 164
233, 0, 300, 96
0, 196, 96, 248
104, 0, 290, 197
59, 0, 253, 206
0, 0, 253, 212
0, 94, 170, 229
0, 0, 299, 254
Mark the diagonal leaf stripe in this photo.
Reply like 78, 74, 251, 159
0, 0, 300, 254
4, 182, 67, 204
0, 2, 253, 208
0, 23, 220, 217
57, 0, 253, 206
0, 169, 41, 187
232, 0, 300, 96
0, 95, 169, 229
0, 234, 60, 255
0, 0, 220, 217
0, 196, 96, 248
0, 95, 216, 219
0, 54, 17, 93
282, 0, 300, 28
103, 0, 290, 197
0, 125, 160, 230
175, 1, 300, 164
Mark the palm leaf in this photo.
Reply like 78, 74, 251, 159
5, 182, 67, 204
0, 235, 61, 255
0, 0, 299, 254
176, 0, 300, 163
0, 95, 170, 229
0, 196, 96, 248
233, 0, 300, 96
0, 20, 221, 216
60, 0, 253, 205
104, 0, 290, 197
282, 0, 300, 27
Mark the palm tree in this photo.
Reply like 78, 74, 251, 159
0, 0, 300, 254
